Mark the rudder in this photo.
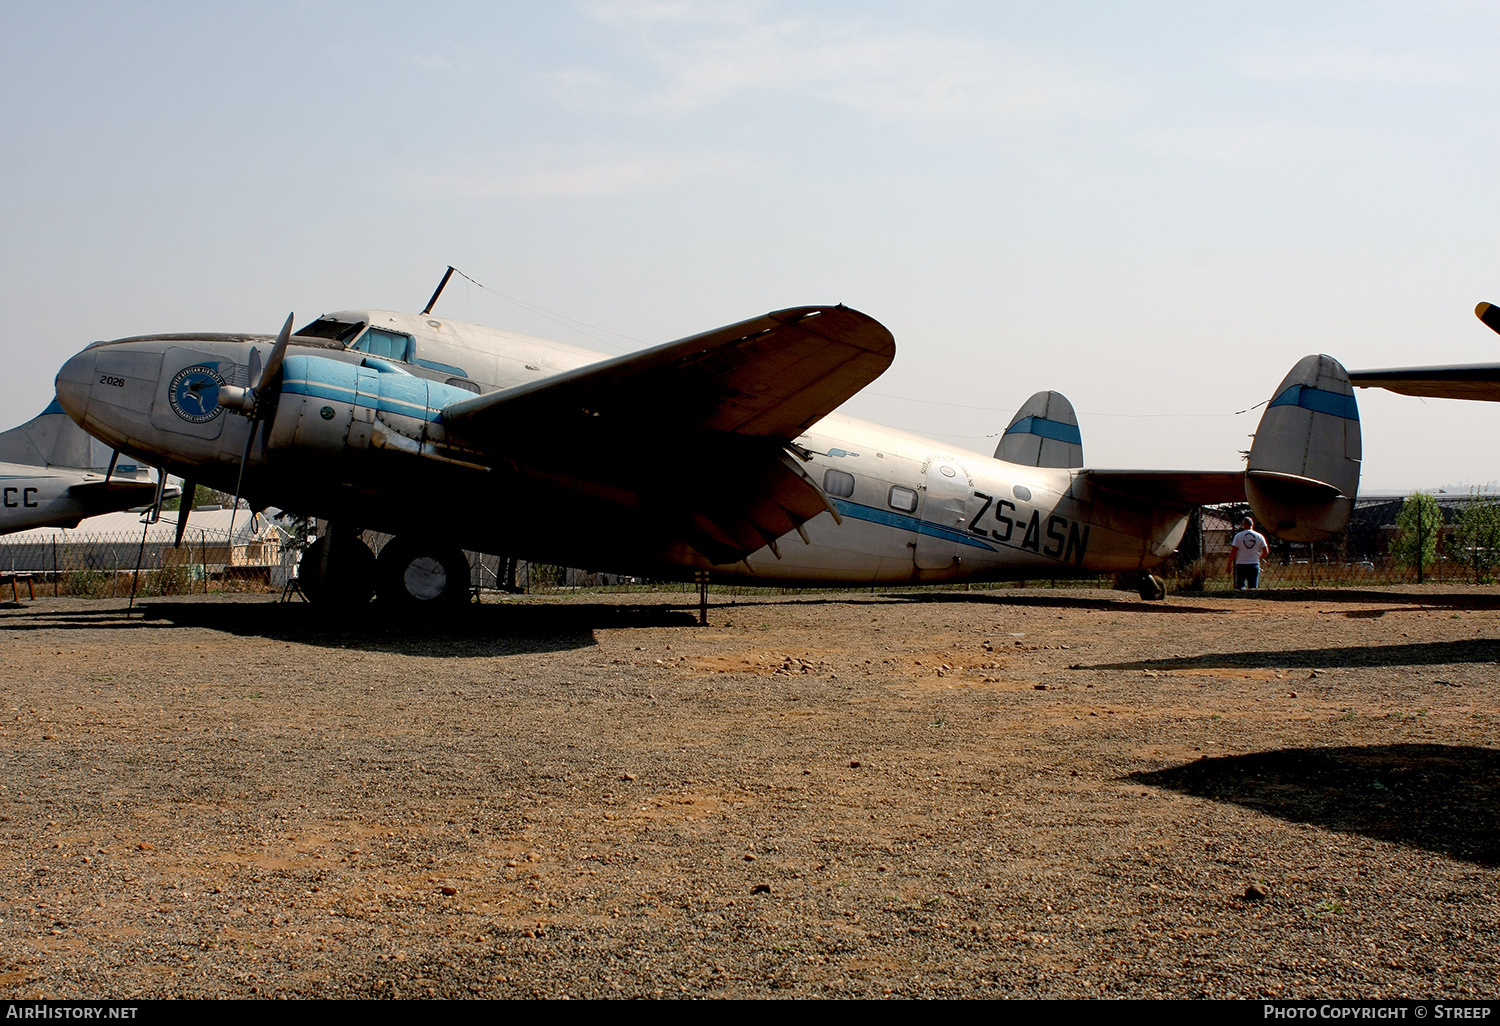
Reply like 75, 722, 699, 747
995, 390, 1084, 468
1246, 355, 1361, 542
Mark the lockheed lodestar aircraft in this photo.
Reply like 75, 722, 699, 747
52, 301, 1361, 607
0, 399, 167, 534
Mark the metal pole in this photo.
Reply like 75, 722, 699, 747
127, 519, 149, 613
422, 266, 456, 316
1417, 507, 1425, 585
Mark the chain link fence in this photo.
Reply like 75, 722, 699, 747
0, 524, 295, 599
5, 493, 1495, 603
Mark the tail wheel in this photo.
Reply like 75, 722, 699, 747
298, 534, 375, 605
376, 539, 470, 608
1138, 574, 1166, 601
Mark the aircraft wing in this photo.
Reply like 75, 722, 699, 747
1347, 364, 1500, 402
440, 305, 896, 564
442, 306, 894, 442
1078, 470, 1248, 507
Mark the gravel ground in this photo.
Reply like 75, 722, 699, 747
0, 584, 1497, 999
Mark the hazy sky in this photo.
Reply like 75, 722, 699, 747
4, 1, 1499, 491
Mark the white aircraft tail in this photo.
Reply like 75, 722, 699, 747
1246, 355, 1361, 542
0, 398, 100, 469
994, 390, 1084, 468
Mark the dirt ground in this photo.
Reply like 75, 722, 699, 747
0, 584, 1497, 999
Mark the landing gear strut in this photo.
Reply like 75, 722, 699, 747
376, 538, 471, 609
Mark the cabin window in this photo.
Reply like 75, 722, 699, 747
823, 469, 855, 498
888, 485, 918, 512
294, 317, 366, 343
352, 327, 413, 362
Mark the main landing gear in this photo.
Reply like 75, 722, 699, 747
375, 538, 471, 609
298, 528, 375, 605
298, 527, 471, 608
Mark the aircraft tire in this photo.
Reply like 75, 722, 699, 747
298, 535, 375, 605
376, 539, 471, 609
1138, 574, 1167, 602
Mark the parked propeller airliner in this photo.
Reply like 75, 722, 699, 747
53, 304, 1361, 607
0, 399, 166, 534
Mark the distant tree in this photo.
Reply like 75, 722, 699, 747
1453, 488, 1500, 583
1392, 492, 1442, 573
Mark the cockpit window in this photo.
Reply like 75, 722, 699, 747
351, 327, 413, 362
294, 317, 366, 343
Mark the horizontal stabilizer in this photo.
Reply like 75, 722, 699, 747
1244, 469, 1341, 501
995, 390, 1083, 468
68, 478, 170, 513
1079, 470, 1246, 507
1247, 355, 1360, 542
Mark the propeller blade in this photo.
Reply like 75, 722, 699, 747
174, 479, 196, 548
1477, 302, 1500, 337
257, 312, 295, 393
226, 425, 256, 549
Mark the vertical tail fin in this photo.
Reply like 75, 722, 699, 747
1246, 355, 1361, 542
0, 398, 99, 469
995, 390, 1084, 468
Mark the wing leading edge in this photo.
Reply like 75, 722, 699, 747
441, 305, 895, 446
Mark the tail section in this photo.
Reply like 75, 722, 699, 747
0, 397, 99, 469
995, 390, 1084, 468
1246, 355, 1361, 542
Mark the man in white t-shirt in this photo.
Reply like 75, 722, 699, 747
1228, 516, 1271, 590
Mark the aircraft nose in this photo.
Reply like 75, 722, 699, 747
54, 348, 97, 424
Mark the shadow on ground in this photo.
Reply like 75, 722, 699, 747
1180, 587, 1500, 611
1131, 744, 1500, 866
0, 598, 704, 656
1082, 638, 1500, 671
877, 590, 1228, 615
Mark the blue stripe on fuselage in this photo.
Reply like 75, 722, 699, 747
832, 499, 997, 551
